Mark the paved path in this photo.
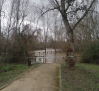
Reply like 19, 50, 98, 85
1, 64, 59, 91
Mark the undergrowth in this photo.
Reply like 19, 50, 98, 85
80, 42, 99, 64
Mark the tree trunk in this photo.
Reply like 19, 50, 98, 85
45, 37, 46, 63
0, 9, 1, 55
0, 9, 1, 36
27, 53, 31, 66
62, 14, 74, 52
24, 39, 31, 66
62, 14, 75, 68
25, 50, 31, 66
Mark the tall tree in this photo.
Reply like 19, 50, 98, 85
0, 0, 5, 37
0, 0, 5, 55
41, 0, 96, 48
39, 0, 96, 67
51, 0, 96, 50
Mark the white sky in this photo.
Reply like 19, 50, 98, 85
1, 0, 99, 31
30, 0, 40, 3
1, 0, 41, 30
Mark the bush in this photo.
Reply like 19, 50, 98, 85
80, 41, 99, 64
2, 45, 26, 63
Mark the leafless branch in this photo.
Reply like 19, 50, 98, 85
65, 4, 70, 12
1, 11, 5, 17
37, 7, 58, 23
41, 7, 58, 17
67, 8, 84, 14
55, 0, 60, 6
72, 0, 96, 30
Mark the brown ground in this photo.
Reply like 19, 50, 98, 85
1, 64, 59, 91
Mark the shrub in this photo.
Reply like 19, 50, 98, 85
80, 41, 99, 64
3, 45, 26, 63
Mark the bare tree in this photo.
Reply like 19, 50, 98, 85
0, 0, 5, 55
0, 0, 5, 36
74, 0, 99, 51
38, 0, 96, 67
41, 0, 95, 46
20, 24, 38, 66
0, 0, 31, 64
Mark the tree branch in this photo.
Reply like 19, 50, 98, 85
1, 11, 5, 17
72, 0, 96, 30
67, 8, 85, 14
54, 0, 62, 13
65, 4, 70, 12
55, 0, 60, 7
41, 8, 57, 17
37, 7, 58, 23
37, 0, 60, 22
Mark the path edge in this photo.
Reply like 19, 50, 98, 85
0, 64, 40, 90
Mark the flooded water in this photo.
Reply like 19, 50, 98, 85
30, 48, 66, 63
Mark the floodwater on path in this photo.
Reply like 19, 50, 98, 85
30, 48, 66, 63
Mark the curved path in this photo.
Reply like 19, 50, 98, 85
1, 64, 59, 91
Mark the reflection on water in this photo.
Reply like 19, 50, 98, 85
31, 49, 66, 63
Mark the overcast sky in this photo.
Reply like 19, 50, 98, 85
1, 0, 49, 31
30, 0, 40, 4
1, 0, 99, 31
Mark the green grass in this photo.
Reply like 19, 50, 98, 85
61, 63, 99, 91
76, 63, 99, 72
0, 63, 39, 88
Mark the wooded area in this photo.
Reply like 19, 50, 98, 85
0, 0, 99, 66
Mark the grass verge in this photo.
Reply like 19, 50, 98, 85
61, 63, 99, 91
0, 63, 39, 88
